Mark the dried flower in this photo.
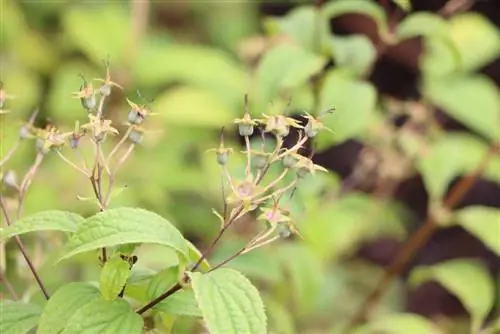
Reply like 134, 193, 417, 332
302, 110, 334, 138
126, 98, 150, 125
234, 95, 258, 137
94, 58, 123, 97
72, 75, 96, 111
82, 114, 119, 142
260, 114, 303, 137
294, 155, 328, 178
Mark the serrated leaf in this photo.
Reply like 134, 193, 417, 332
254, 44, 326, 111
155, 289, 202, 318
61, 299, 143, 334
317, 69, 376, 148
58, 207, 189, 263
0, 210, 83, 242
0, 301, 42, 334
423, 75, 500, 142
410, 259, 495, 333
329, 35, 376, 77
418, 133, 500, 200
355, 313, 441, 334
323, 0, 389, 40
37, 282, 101, 334
455, 206, 500, 256
189, 268, 267, 334
100, 257, 131, 300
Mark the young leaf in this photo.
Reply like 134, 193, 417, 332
189, 268, 267, 334
57, 207, 189, 263
455, 206, 500, 256
323, 0, 389, 40
0, 210, 83, 242
100, 257, 131, 300
423, 74, 500, 142
410, 259, 495, 333
355, 313, 441, 334
37, 282, 101, 334
61, 299, 143, 334
254, 44, 326, 111
418, 133, 500, 200
0, 301, 42, 334
317, 69, 376, 148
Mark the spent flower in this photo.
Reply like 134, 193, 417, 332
303, 110, 334, 138
94, 58, 123, 97
260, 114, 303, 137
72, 75, 96, 111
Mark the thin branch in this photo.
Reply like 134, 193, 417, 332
345, 145, 496, 331
0, 196, 50, 300
0, 141, 20, 167
17, 153, 44, 219
0, 269, 19, 300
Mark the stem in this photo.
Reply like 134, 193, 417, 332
56, 150, 89, 176
107, 126, 133, 165
136, 282, 182, 315
0, 196, 50, 299
345, 146, 496, 331
0, 141, 20, 167
245, 135, 252, 176
103, 144, 135, 207
17, 153, 44, 219
0, 269, 19, 300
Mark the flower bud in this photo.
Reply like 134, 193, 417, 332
81, 94, 96, 111
2, 170, 18, 189
238, 123, 254, 137
128, 110, 145, 125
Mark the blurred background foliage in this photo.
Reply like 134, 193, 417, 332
1, 0, 499, 333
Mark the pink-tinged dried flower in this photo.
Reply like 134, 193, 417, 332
302, 110, 334, 138
82, 114, 119, 142
258, 205, 291, 225
35, 126, 69, 153
227, 174, 264, 207
259, 114, 303, 137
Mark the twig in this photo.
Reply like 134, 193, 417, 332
0, 196, 50, 300
0, 141, 20, 167
17, 153, 44, 219
345, 145, 496, 331
0, 269, 19, 300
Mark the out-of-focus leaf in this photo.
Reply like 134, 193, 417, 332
0, 301, 41, 334
1, 67, 41, 114
189, 268, 267, 334
254, 44, 326, 111
38, 282, 101, 334
355, 313, 442, 334
264, 297, 296, 334
153, 86, 235, 128
58, 207, 189, 263
62, 4, 130, 65
323, 0, 389, 40
301, 193, 407, 261
448, 13, 500, 73
0, 210, 83, 242
396, 13, 449, 40
410, 259, 495, 333
61, 299, 143, 334
418, 133, 500, 200
317, 69, 377, 148
392, 0, 412, 12
455, 206, 500, 256
264, 6, 329, 53
329, 35, 376, 77
99, 257, 131, 301
155, 289, 202, 318
423, 75, 500, 142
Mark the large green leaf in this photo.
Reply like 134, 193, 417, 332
423, 75, 500, 142
418, 133, 500, 200
57, 207, 189, 263
100, 256, 131, 300
189, 268, 267, 334
254, 43, 326, 111
355, 313, 441, 334
61, 299, 143, 334
410, 259, 495, 333
0, 210, 83, 242
317, 69, 377, 148
323, 0, 389, 40
396, 12, 449, 40
37, 282, 101, 334
329, 35, 376, 77
455, 206, 500, 256
0, 301, 42, 334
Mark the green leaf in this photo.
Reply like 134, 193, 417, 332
100, 256, 131, 300
396, 13, 449, 40
62, 4, 130, 65
61, 299, 143, 334
154, 289, 202, 318
147, 266, 179, 301
418, 133, 500, 200
329, 35, 376, 77
37, 282, 101, 334
58, 207, 189, 263
448, 13, 500, 73
355, 313, 441, 334
187, 240, 211, 272
254, 44, 326, 111
153, 86, 234, 128
0, 210, 83, 242
189, 268, 267, 334
317, 69, 377, 148
410, 259, 495, 333
455, 206, 500, 256
423, 75, 500, 142
323, 0, 389, 40
392, 0, 412, 12
0, 301, 42, 334
264, 6, 329, 53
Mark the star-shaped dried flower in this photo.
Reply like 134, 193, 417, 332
82, 114, 119, 142
294, 155, 328, 178
302, 110, 334, 138
259, 114, 303, 137
227, 174, 265, 209
72, 75, 96, 111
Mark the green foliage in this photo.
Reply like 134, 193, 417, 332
99, 256, 131, 300
455, 206, 500, 256
410, 259, 495, 333
189, 268, 267, 334
355, 313, 441, 334
0, 301, 42, 334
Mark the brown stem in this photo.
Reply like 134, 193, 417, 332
345, 146, 496, 331
136, 281, 182, 315
0, 196, 50, 300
